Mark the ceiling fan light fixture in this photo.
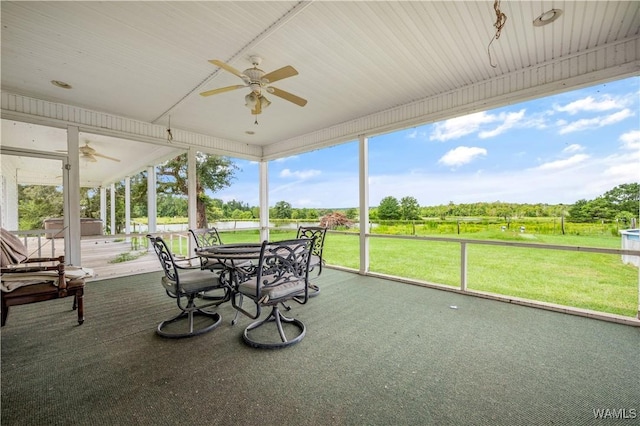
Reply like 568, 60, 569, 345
533, 9, 562, 27
245, 92, 258, 108
260, 96, 271, 109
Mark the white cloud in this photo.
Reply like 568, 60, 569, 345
438, 146, 487, 167
274, 155, 298, 163
562, 144, 584, 153
430, 112, 497, 141
478, 109, 526, 138
279, 168, 321, 179
430, 109, 540, 141
558, 109, 634, 134
554, 95, 627, 115
533, 154, 590, 171
620, 129, 640, 151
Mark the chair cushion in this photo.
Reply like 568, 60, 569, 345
237, 273, 305, 301
309, 254, 321, 268
1, 267, 93, 292
162, 269, 221, 295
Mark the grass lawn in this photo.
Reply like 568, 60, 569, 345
213, 229, 639, 318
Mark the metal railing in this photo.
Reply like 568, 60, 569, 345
326, 230, 640, 323
8, 227, 639, 324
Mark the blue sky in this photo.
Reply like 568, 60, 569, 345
214, 76, 639, 209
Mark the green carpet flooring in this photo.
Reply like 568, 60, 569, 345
1, 269, 639, 425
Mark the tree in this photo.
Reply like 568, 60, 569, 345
155, 153, 238, 228
272, 201, 292, 219
400, 196, 420, 220
320, 211, 353, 229
567, 199, 591, 222
378, 196, 400, 220
18, 185, 63, 230
602, 183, 639, 216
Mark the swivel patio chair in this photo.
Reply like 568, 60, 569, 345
189, 227, 224, 271
147, 234, 229, 338
230, 238, 312, 349
1, 227, 88, 327
296, 226, 327, 297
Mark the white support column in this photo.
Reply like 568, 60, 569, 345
187, 148, 197, 255
147, 165, 157, 233
259, 161, 269, 242
110, 183, 116, 235
125, 176, 131, 240
65, 126, 81, 266
358, 135, 369, 274
100, 187, 107, 233
460, 242, 468, 291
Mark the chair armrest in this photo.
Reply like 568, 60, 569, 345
173, 256, 205, 270
1, 258, 67, 291
22, 255, 65, 264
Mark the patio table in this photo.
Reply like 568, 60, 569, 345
195, 243, 263, 288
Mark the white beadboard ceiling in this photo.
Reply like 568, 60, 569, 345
1, 1, 638, 187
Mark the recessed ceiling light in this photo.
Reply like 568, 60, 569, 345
51, 80, 72, 89
245, 131, 255, 135
533, 9, 562, 27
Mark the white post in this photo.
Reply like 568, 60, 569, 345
187, 148, 197, 255
147, 165, 157, 233
100, 187, 107, 233
65, 126, 81, 265
460, 242, 468, 291
359, 135, 369, 274
110, 183, 116, 235
259, 161, 269, 242
125, 176, 131, 241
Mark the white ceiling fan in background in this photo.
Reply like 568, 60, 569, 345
57, 140, 120, 163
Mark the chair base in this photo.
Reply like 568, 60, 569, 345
156, 309, 221, 338
242, 305, 306, 349
308, 283, 320, 298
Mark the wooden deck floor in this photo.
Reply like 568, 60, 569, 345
79, 239, 161, 281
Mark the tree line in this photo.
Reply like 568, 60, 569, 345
15, 151, 638, 231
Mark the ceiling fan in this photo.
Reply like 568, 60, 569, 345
200, 56, 307, 116
57, 141, 120, 163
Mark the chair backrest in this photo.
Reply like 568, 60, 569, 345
147, 235, 179, 284
189, 228, 223, 248
296, 226, 327, 258
237, 238, 312, 302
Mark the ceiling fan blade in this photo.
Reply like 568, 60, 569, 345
269, 87, 307, 107
82, 154, 98, 163
209, 59, 247, 79
92, 152, 120, 162
200, 85, 246, 97
80, 144, 96, 155
262, 65, 298, 84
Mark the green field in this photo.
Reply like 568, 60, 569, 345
211, 227, 638, 318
